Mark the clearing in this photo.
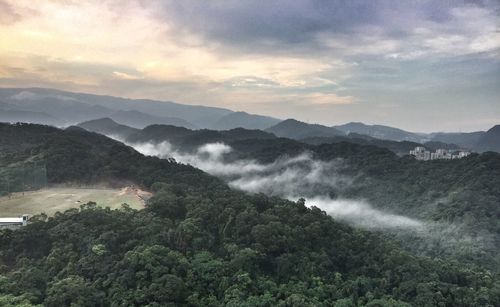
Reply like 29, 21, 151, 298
0, 186, 151, 217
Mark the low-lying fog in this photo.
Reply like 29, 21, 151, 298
105, 136, 493, 258
127, 140, 424, 230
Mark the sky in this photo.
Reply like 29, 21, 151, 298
0, 0, 499, 132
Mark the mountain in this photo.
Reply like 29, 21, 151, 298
0, 122, 498, 306
0, 105, 63, 126
109, 110, 196, 129
210, 111, 281, 130
335, 122, 500, 153
476, 125, 500, 152
0, 91, 115, 125
301, 134, 424, 155
81, 118, 456, 157
334, 122, 424, 142
429, 131, 485, 150
266, 119, 344, 139
126, 125, 276, 151
427, 126, 500, 153
0, 87, 232, 128
2, 87, 498, 153
77, 118, 276, 152
77, 118, 140, 139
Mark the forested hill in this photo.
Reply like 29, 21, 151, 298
0, 123, 224, 193
0, 122, 499, 306
75, 120, 500, 269
228, 138, 500, 270
76, 120, 500, 269
78, 118, 455, 155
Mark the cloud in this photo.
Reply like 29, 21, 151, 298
154, 0, 381, 52
154, 0, 500, 59
306, 197, 423, 229
302, 92, 356, 105
116, 137, 499, 258
112, 71, 143, 80
0, 0, 499, 131
0, 0, 20, 24
224, 76, 280, 89
126, 139, 424, 230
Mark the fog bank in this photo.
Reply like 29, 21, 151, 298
128, 140, 424, 230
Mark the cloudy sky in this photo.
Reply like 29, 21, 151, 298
0, 0, 499, 132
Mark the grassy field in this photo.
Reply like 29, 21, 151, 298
0, 187, 147, 217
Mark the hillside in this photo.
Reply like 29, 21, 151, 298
100, 123, 500, 270
78, 118, 140, 139
108, 110, 196, 129
0, 123, 498, 306
429, 131, 485, 150
266, 119, 344, 139
78, 119, 277, 151
210, 111, 281, 130
0, 123, 220, 192
334, 122, 424, 142
476, 125, 500, 152
301, 134, 423, 155
76, 119, 500, 269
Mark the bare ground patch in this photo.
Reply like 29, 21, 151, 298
0, 186, 148, 217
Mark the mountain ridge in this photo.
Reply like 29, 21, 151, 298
1, 87, 498, 152
266, 118, 344, 139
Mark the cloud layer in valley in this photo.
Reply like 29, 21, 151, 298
129, 140, 424, 230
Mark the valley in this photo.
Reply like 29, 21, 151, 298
0, 119, 498, 306
1, 1, 499, 305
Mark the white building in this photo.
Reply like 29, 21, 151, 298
0, 215, 29, 229
457, 151, 471, 158
410, 147, 471, 161
410, 146, 431, 160
431, 149, 452, 160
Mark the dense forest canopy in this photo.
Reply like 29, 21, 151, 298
0, 123, 499, 306
99, 121, 500, 271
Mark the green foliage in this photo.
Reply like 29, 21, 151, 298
0, 196, 498, 306
0, 123, 499, 306
226, 138, 500, 271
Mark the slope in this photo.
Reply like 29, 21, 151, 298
476, 125, 500, 152
0, 122, 497, 306
266, 118, 344, 139
78, 118, 140, 139
334, 122, 424, 142
210, 111, 281, 130
109, 110, 196, 129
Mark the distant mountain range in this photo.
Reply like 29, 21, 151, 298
0, 87, 278, 130
1, 87, 499, 153
266, 119, 500, 153
76, 118, 464, 156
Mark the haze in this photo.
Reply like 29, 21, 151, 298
1, 0, 499, 132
